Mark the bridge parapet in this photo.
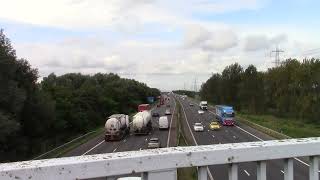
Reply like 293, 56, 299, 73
0, 137, 319, 180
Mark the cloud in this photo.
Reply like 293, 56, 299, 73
244, 34, 288, 51
0, 0, 267, 31
184, 25, 238, 52
192, 0, 267, 13
4, 0, 319, 91
0, 0, 159, 30
15, 37, 136, 76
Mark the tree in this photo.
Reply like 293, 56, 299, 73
239, 65, 264, 113
221, 63, 243, 109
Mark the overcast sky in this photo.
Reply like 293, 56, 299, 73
1, 0, 320, 91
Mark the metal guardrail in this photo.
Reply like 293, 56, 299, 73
33, 130, 98, 160
0, 137, 319, 180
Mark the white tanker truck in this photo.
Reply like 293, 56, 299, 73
132, 111, 152, 135
104, 114, 130, 141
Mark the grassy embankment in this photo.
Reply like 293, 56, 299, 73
237, 113, 320, 138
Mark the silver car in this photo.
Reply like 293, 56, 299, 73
147, 138, 161, 148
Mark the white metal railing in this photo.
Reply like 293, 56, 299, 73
0, 138, 319, 180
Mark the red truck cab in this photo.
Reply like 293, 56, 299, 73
138, 104, 150, 112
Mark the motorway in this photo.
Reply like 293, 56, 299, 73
176, 95, 312, 180
65, 94, 176, 159
63, 92, 314, 180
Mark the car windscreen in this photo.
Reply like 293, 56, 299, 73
223, 113, 234, 117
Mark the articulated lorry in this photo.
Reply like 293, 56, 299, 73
132, 111, 152, 135
105, 114, 130, 141
215, 105, 235, 126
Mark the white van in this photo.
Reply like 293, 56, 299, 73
159, 116, 169, 130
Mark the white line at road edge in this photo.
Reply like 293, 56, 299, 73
82, 140, 105, 155
167, 96, 177, 147
177, 97, 214, 180
207, 110, 319, 171
244, 170, 250, 176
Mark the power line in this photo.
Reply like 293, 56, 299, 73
193, 77, 198, 92
271, 47, 284, 67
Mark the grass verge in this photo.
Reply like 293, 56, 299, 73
176, 99, 197, 180
33, 127, 104, 159
238, 113, 320, 138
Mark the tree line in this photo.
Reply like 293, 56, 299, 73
172, 90, 196, 98
0, 30, 160, 162
200, 59, 320, 123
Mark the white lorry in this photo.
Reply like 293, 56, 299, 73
132, 111, 152, 135
159, 116, 169, 130
199, 101, 208, 110
105, 114, 130, 141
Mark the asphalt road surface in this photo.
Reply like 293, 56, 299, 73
66, 94, 176, 158
176, 95, 312, 180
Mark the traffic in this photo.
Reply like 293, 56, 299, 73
180, 94, 235, 133
103, 94, 173, 150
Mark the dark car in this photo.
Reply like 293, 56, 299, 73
152, 112, 160, 117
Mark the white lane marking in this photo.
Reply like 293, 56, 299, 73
82, 140, 105, 155
237, 125, 320, 172
244, 170, 250, 176
178, 98, 197, 146
210, 107, 318, 171
167, 96, 177, 147
177, 98, 214, 180
281, 170, 284, 174
235, 125, 263, 141
113, 148, 117, 152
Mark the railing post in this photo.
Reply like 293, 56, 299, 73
228, 163, 238, 180
309, 156, 319, 180
141, 172, 149, 180
257, 161, 266, 180
284, 158, 293, 180
148, 169, 177, 180
198, 166, 208, 180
